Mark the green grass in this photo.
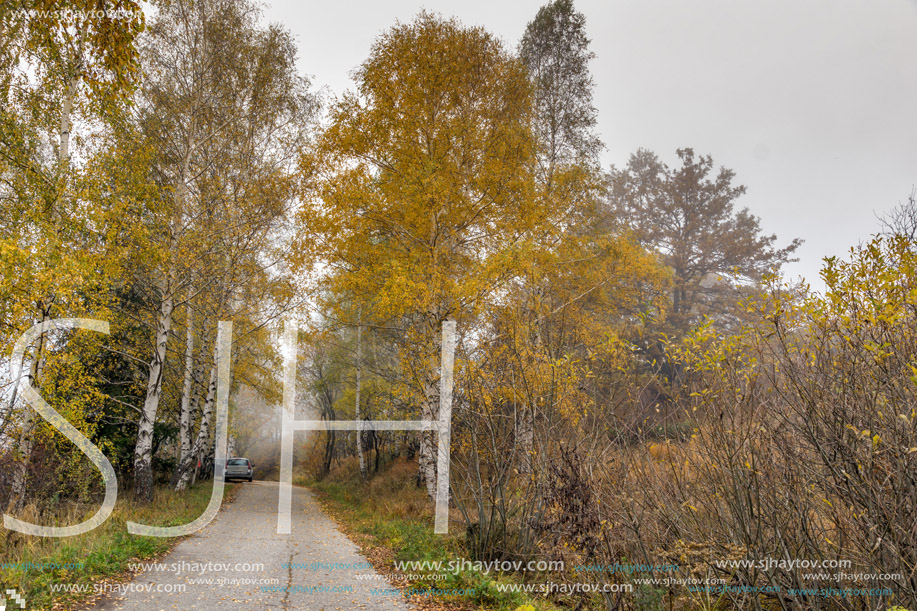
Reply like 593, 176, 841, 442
301, 457, 552, 611
0, 481, 237, 609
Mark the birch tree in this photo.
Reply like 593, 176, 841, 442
295, 13, 547, 499
131, 0, 314, 500
0, 0, 143, 501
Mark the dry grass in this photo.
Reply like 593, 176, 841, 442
0, 481, 238, 610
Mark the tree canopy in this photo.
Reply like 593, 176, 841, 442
607, 147, 802, 329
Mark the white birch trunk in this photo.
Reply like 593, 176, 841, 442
419, 376, 438, 501
133, 274, 175, 501
58, 77, 79, 166
175, 338, 218, 492
355, 311, 366, 481
136, 126, 193, 499
9, 313, 48, 504
178, 299, 195, 467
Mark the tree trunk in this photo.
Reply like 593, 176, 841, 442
1, 350, 29, 439
516, 406, 534, 474
58, 76, 79, 167
178, 298, 195, 467
320, 393, 336, 477
134, 275, 175, 502
418, 376, 437, 501
9, 309, 50, 506
373, 430, 381, 474
175, 338, 218, 492
138, 123, 193, 500
171, 359, 203, 487
355, 310, 366, 482
322, 428, 336, 476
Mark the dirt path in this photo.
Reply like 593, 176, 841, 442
93, 481, 410, 610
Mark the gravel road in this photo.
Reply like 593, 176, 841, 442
93, 481, 411, 610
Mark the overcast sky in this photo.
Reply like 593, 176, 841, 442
264, 0, 917, 291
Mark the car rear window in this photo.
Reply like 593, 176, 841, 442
228, 459, 248, 465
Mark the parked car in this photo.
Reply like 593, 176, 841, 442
225, 458, 254, 482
